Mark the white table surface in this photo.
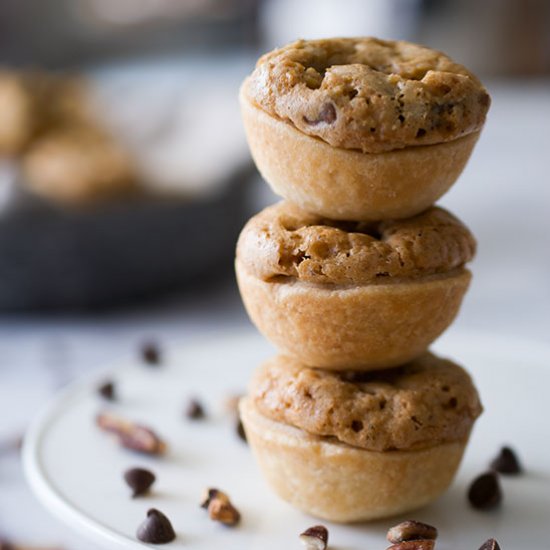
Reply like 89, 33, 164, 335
0, 79, 549, 548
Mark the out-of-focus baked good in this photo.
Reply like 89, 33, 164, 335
0, 70, 92, 156
240, 37, 490, 220
236, 201, 475, 370
239, 352, 482, 522
21, 127, 136, 206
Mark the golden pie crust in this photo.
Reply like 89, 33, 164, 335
240, 397, 470, 522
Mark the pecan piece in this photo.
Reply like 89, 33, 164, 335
299, 525, 329, 550
478, 539, 501, 550
201, 488, 240, 526
96, 412, 166, 455
387, 520, 438, 543
386, 541, 435, 550
0, 542, 64, 550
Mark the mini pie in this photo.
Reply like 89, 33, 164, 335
236, 201, 476, 370
21, 127, 136, 206
240, 352, 482, 522
0, 70, 92, 156
240, 37, 490, 220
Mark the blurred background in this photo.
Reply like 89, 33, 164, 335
0, 0, 549, 547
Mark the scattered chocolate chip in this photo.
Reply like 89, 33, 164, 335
97, 381, 116, 401
185, 399, 205, 420
136, 508, 176, 544
386, 541, 435, 550
387, 520, 438, 543
0, 540, 15, 550
304, 103, 337, 125
490, 446, 522, 475
96, 412, 167, 455
124, 467, 156, 497
141, 341, 161, 365
468, 471, 502, 509
299, 525, 328, 550
236, 418, 247, 443
200, 488, 240, 526
478, 539, 501, 550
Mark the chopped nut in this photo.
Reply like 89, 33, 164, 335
200, 487, 221, 509
478, 539, 501, 550
124, 467, 156, 497
490, 446, 522, 475
136, 508, 176, 544
0, 541, 64, 550
201, 488, 240, 526
299, 525, 329, 550
97, 380, 116, 401
468, 471, 502, 509
141, 341, 161, 365
185, 399, 205, 420
386, 541, 435, 550
96, 412, 166, 455
387, 520, 438, 543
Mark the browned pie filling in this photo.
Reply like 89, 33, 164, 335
242, 37, 490, 153
250, 352, 482, 452
237, 201, 476, 286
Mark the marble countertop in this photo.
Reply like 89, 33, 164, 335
0, 79, 549, 548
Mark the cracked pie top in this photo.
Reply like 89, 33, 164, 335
250, 353, 482, 452
242, 37, 490, 153
236, 201, 476, 286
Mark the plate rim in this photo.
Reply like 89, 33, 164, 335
22, 328, 550, 549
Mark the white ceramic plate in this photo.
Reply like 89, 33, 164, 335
23, 330, 550, 550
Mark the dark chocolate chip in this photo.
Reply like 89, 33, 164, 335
0, 540, 16, 550
303, 103, 337, 125
186, 399, 205, 420
124, 467, 156, 497
478, 539, 501, 550
468, 471, 502, 509
387, 520, 438, 543
300, 525, 329, 549
97, 381, 116, 401
141, 341, 161, 365
491, 446, 522, 475
137, 508, 176, 544
236, 418, 247, 443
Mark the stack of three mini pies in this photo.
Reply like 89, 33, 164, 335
235, 37, 490, 522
